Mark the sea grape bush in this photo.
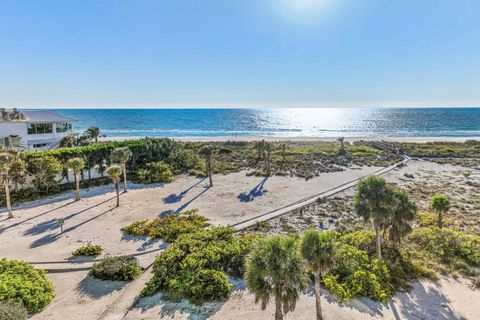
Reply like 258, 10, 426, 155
136, 161, 173, 184
71, 244, 103, 256
0, 259, 54, 313
89, 256, 142, 281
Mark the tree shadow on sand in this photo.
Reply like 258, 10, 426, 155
237, 177, 268, 202
75, 276, 125, 299
159, 186, 211, 217
163, 178, 206, 204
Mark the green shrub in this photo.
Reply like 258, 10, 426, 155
89, 256, 142, 281
71, 244, 103, 256
407, 227, 480, 267
0, 301, 28, 320
122, 209, 209, 242
137, 161, 173, 184
142, 227, 258, 304
0, 259, 54, 313
416, 211, 454, 228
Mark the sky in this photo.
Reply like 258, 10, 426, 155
0, 0, 479, 108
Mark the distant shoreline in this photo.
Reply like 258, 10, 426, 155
99, 135, 480, 143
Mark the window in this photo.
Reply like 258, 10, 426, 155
56, 122, 73, 133
33, 143, 48, 148
27, 123, 53, 134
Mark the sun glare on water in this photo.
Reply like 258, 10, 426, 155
270, 0, 339, 25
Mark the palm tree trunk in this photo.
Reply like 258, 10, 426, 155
75, 172, 81, 201
438, 211, 443, 229
275, 298, 283, 320
115, 181, 120, 207
122, 163, 128, 193
208, 160, 213, 187
375, 224, 382, 260
3, 176, 13, 219
314, 272, 323, 320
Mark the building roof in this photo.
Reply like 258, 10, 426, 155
1, 110, 76, 123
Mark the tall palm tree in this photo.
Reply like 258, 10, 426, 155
300, 230, 336, 320
110, 147, 132, 192
0, 151, 14, 218
66, 157, 85, 201
106, 165, 122, 207
245, 236, 308, 320
337, 137, 346, 155
198, 145, 214, 187
354, 176, 394, 260
264, 142, 273, 175
386, 188, 417, 245
85, 126, 100, 143
431, 194, 450, 229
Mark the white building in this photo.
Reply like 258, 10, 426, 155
0, 108, 76, 151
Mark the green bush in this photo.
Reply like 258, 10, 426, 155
407, 227, 480, 267
137, 161, 173, 184
0, 259, 54, 313
89, 256, 142, 281
142, 227, 258, 304
71, 244, 103, 256
121, 209, 209, 242
0, 301, 28, 320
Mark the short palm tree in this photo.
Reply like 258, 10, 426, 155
387, 188, 417, 245
66, 157, 86, 201
245, 236, 308, 320
85, 126, 100, 143
106, 165, 122, 207
264, 142, 273, 175
354, 176, 394, 260
0, 151, 14, 218
300, 229, 336, 320
198, 145, 214, 187
431, 194, 450, 229
337, 137, 346, 155
111, 147, 132, 192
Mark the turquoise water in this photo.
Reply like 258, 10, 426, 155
56, 108, 480, 138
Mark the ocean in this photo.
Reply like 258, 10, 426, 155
56, 108, 480, 138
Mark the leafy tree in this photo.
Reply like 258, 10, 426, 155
111, 147, 132, 192
386, 188, 417, 245
59, 135, 76, 148
28, 155, 62, 194
9, 153, 27, 192
245, 236, 308, 320
84, 126, 100, 143
106, 165, 122, 207
431, 194, 450, 229
198, 145, 214, 187
354, 176, 394, 260
300, 230, 336, 320
136, 161, 173, 184
0, 152, 13, 218
66, 157, 85, 201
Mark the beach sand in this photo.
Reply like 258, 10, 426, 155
1, 157, 479, 319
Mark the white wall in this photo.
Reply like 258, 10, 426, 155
0, 122, 27, 138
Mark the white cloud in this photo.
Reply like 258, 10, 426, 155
270, 0, 338, 25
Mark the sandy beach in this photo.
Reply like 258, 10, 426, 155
1, 156, 479, 319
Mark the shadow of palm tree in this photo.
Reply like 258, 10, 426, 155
23, 196, 117, 236
163, 178, 206, 204
237, 176, 268, 202
159, 186, 211, 217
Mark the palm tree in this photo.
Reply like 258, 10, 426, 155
245, 236, 308, 320
254, 140, 266, 161
337, 137, 346, 155
386, 188, 417, 245
300, 230, 336, 320
0, 151, 14, 218
198, 145, 214, 187
106, 165, 122, 207
264, 142, 273, 175
354, 176, 394, 260
431, 194, 450, 229
111, 147, 132, 192
66, 157, 85, 201
60, 135, 76, 148
85, 126, 100, 143
8, 150, 26, 192
280, 144, 287, 164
